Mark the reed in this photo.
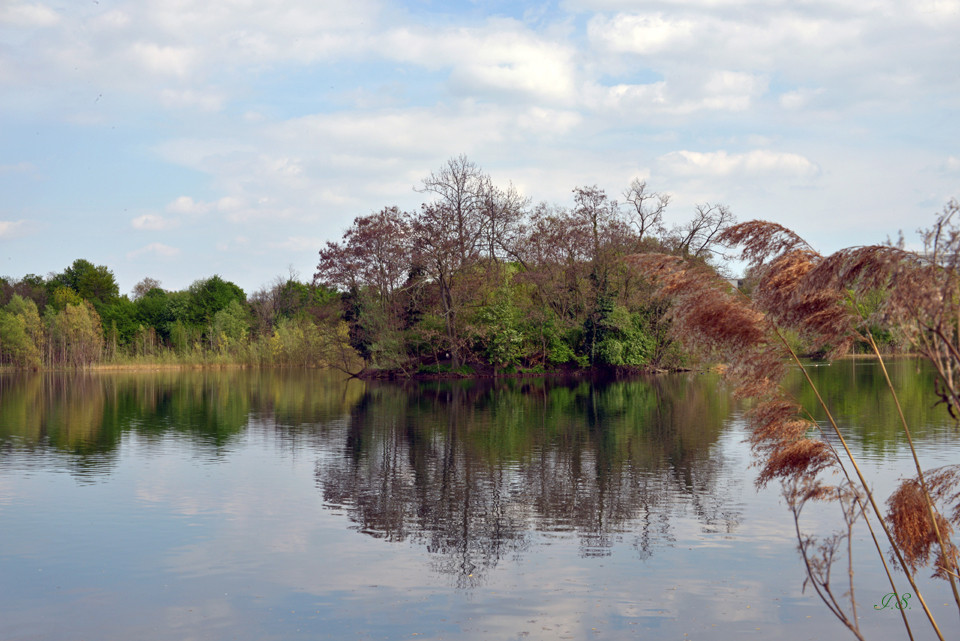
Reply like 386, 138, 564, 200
627, 202, 960, 640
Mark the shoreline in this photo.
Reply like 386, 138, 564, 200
0, 351, 911, 377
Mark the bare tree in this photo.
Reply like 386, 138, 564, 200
131, 277, 162, 300
416, 154, 490, 262
673, 203, 736, 260
411, 201, 479, 368
622, 178, 670, 243
480, 182, 529, 263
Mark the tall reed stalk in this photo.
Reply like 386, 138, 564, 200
628, 202, 960, 640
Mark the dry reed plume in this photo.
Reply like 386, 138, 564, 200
627, 200, 960, 640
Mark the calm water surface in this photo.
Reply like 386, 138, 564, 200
0, 361, 958, 640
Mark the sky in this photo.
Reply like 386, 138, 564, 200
1, 0, 958, 296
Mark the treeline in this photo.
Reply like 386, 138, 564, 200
315, 155, 737, 375
0, 261, 352, 370
1, 155, 745, 373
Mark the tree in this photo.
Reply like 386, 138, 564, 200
53, 259, 119, 307
134, 287, 174, 341
0, 295, 42, 368
480, 182, 528, 263
6, 294, 43, 351
416, 155, 490, 263
211, 300, 249, 353
622, 178, 669, 243
515, 202, 593, 323
411, 201, 483, 369
572, 185, 636, 363
672, 203, 736, 260
316, 207, 412, 300
98, 296, 138, 352
49, 286, 84, 311
131, 277, 162, 300
46, 300, 104, 367
187, 275, 245, 326
316, 208, 414, 368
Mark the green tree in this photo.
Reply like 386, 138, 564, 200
211, 300, 249, 352
53, 259, 120, 308
187, 275, 246, 326
0, 308, 41, 368
98, 297, 138, 349
476, 297, 524, 372
6, 294, 44, 353
594, 303, 653, 367
134, 287, 174, 341
49, 286, 84, 311
46, 300, 104, 367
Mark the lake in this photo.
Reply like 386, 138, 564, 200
0, 360, 958, 640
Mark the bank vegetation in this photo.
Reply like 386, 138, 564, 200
0, 156, 905, 375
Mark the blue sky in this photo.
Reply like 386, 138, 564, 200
1, 0, 958, 295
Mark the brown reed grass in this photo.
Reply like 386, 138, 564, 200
627, 206, 960, 639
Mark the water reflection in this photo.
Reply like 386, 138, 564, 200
316, 374, 739, 585
11, 362, 949, 587
785, 357, 959, 457
3, 363, 960, 640
0, 369, 741, 585
0, 369, 365, 476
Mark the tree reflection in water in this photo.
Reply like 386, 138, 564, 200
317, 374, 741, 586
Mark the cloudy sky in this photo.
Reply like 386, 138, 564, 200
1, 0, 957, 295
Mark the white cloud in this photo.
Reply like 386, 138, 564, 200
911, 0, 960, 24
217, 196, 244, 212
127, 242, 180, 259
658, 150, 820, 178
272, 103, 585, 162
159, 89, 224, 112
166, 196, 213, 216
269, 236, 326, 252
381, 22, 578, 103
131, 213, 179, 230
597, 70, 766, 115
448, 30, 576, 101
516, 107, 582, 136
779, 87, 826, 110
0, 220, 32, 239
131, 42, 197, 78
587, 13, 694, 54
0, 2, 60, 27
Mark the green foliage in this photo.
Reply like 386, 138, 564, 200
98, 297, 139, 346
417, 363, 476, 376
261, 316, 346, 367
45, 301, 104, 367
848, 287, 899, 353
134, 287, 174, 339
6, 294, 43, 349
187, 275, 246, 326
53, 259, 119, 307
476, 296, 524, 369
544, 324, 578, 365
211, 300, 250, 353
0, 310, 41, 368
593, 304, 653, 367
276, 280, 337, 319
49, 286, 84, 311
168, 319, 197, 355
